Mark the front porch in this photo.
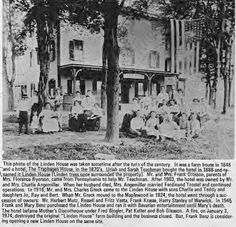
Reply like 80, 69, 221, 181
59, 63, 180, 109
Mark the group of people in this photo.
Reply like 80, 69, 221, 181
69, 90, 103, 132
17, 88, 103, 134
121, 86, 209, 140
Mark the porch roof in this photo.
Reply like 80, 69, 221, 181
59, 63, 179, 79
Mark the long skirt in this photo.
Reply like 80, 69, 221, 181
42, 117, 59, 133
69, 114, 87, 132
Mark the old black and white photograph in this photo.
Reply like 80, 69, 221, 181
2, 0, 235, 160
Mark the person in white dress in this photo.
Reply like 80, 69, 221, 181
157, 86, 169, 103
39, 102, 59, 133
130, 110, 146, 136
31, 111, 39, 134
146, 111, 160, 139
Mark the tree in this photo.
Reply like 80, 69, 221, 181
68, 0, 150, 143
219, 0, 234, 113
2, 0, 27, 111
16, 0, 71, 109
158, 0, 235, 112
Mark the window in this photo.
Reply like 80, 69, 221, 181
80, 80, 85, 95
92, 80, 97, 93
67, 80, 72, 95
69, 39, 83, 61
165, 37, 170, 51
179, 61, 183, 73
120, 47, 135, 66
149, 51, 160, 68
165, 58, 171, 72
49, 79, 56, 97
138, 83, 144, 96
21, 85, 27, 98
30, 83, 35, 97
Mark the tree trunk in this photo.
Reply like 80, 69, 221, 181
36, 21, 52, 110
103, 0, 120, 143
101, 43, 107, 109
2, 0, 16, 111
8, 84, 14, 111
212, 79, 217, 109
227, 41, 233, 107
228, 78, 231, 107
208, 84, 213, 106
205, 82, 208, 100
222, 75, 227, 114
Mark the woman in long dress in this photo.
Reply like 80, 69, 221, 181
39, 102, 59, 133
146, 111, 160, 139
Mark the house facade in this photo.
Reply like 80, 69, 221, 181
14, 15, 202, 108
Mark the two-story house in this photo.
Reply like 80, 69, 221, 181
14, 14, 202, 108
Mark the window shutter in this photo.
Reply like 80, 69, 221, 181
69, 40, 74, 60
50, 41, 56, 62
156, 52, 160, 68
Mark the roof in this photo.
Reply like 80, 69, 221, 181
59, 63, 179, 78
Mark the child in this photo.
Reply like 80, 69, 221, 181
17, 96, 30, 134
189, 112, 201, 138
31, 111, 39, 134
55, 104, 63, 132
179, 112, 190, 138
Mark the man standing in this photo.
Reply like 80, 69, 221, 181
17, 95, 30, 134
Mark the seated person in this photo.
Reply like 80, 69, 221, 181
82, 95, 94, 114
86, 90, 96, 104
157, 86, 169, 103
130, 110, 146, 136
190, 98, 202, 114
145, 111, 160, 139
159, 112, 182, 140
141, 105, 150, 120
54, 104, 63, 132
189, 112, 201, 138
69, 100, 87, 132
175, 89, 185, 106
179, 112, 190, 137
131, 97, 140, 112
168, 99, 180, 115
54, 88, 63, 106
141, 93, 152, 106
149, 100, 158, 112
121, 109, 135, 133
91, 103, 103, 118
157, 99, 170, 117
86, 103, 103, 131
39, 102, 59, 133
73, 91, 82, 103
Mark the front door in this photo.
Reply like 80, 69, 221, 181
121, 81, 130, 103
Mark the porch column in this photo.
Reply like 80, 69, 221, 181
71, 68, 76, 98
181, 20, 185, 49
148, 78, 152, 96
170, 19, 175, 73
186, 43, 190, 76
176, 20, 180, 74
